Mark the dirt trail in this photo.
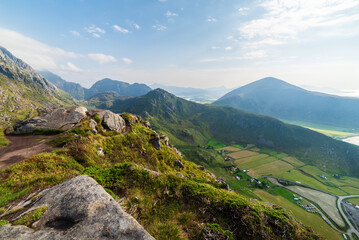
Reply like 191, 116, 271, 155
0, 135, 56, 170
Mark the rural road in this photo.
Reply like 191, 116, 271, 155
337, 195, 359, 239
267, 176, 359, 239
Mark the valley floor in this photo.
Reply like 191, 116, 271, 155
194, 141, 359, 240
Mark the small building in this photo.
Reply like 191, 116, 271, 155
333, 174, 341, 179
235, 176, 240, 181
319, 174, 328, 180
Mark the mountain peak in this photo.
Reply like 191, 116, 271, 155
249, 77, 299, 89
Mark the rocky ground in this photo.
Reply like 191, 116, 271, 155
0, 135, 55, 169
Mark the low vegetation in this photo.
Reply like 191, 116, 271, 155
12, 206, 48, 226
0, 114, 320, 239
0, 129, 9, 147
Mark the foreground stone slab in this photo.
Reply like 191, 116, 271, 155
0, 175, 155, 240
12, 106, 88, 134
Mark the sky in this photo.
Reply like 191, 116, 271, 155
0, 0, 359, 90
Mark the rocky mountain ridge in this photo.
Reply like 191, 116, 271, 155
39, 71, 152, 100
0, 46, 75, 127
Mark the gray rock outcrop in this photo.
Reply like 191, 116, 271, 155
88, 110, 126, 133
12, 106, 87, 134
0, 175, 155, 240
150, 134, 161, 150
100, 110, 126, 133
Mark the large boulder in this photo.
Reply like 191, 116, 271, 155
12, 107, 88, 134
88, 110, 126, 133
0, 175, 155, 240
100, 111, 126, 133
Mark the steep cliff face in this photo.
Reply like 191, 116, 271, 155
0, 46, 75, 126
0, 107, 320, 240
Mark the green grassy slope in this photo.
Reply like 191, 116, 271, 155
100, 89, 359, 177
0, 114, 319, 240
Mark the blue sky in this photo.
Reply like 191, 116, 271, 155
0, 0, 359, 91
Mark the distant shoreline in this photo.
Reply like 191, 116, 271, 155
343, 136, 359, 146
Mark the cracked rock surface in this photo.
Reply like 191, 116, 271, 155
0, 175, 155, 240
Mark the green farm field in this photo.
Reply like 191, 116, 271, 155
286, 186, 345, 228
248, 160, 294, 177
347, 198, 359, 206
228, 150, 258, 159
234, 154, 276, 170
254, 189, 343, 240
224, 146, 357, 195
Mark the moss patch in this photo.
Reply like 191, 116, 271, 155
13, 206, 47, 226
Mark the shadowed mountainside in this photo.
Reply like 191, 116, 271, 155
92, 88, 359, 177
214, 77, 359, 130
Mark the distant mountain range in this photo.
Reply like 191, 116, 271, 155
39, 71, 152, 100
214, 77, 359, 130
39, 71, 85, 100
90, 88, 359, 177
150, 83, 231, 103
0, 47, 74, 126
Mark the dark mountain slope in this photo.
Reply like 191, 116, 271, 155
38, 71, 152, 100
105, 89, 359, 177
214, 77, 359, 130
87, 91, 133, 109
85, 78, 151, 99
0, 46, 75, 126
39, 71, 85, 100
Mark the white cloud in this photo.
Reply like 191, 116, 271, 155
121, 58, 133, 64
152, 24, 167, 31
165, 11, 178, 17
133, 23, 140, 30
207, 16, 217, 22
60, 62, 83, 72
85, 24, 106, 38
244, 38, 286, 49
227, 36, 233, 40
238, 7, 249, 16
239, 0, 359, 41
113, 25, 130, 34
87, 53, 116, 64
199, 50, 267, 63
0, 27, 80, 70
69, 30, 80, 37
199, 58, 221, 63
225, 46, 233, 51
243, 50, 267, 59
